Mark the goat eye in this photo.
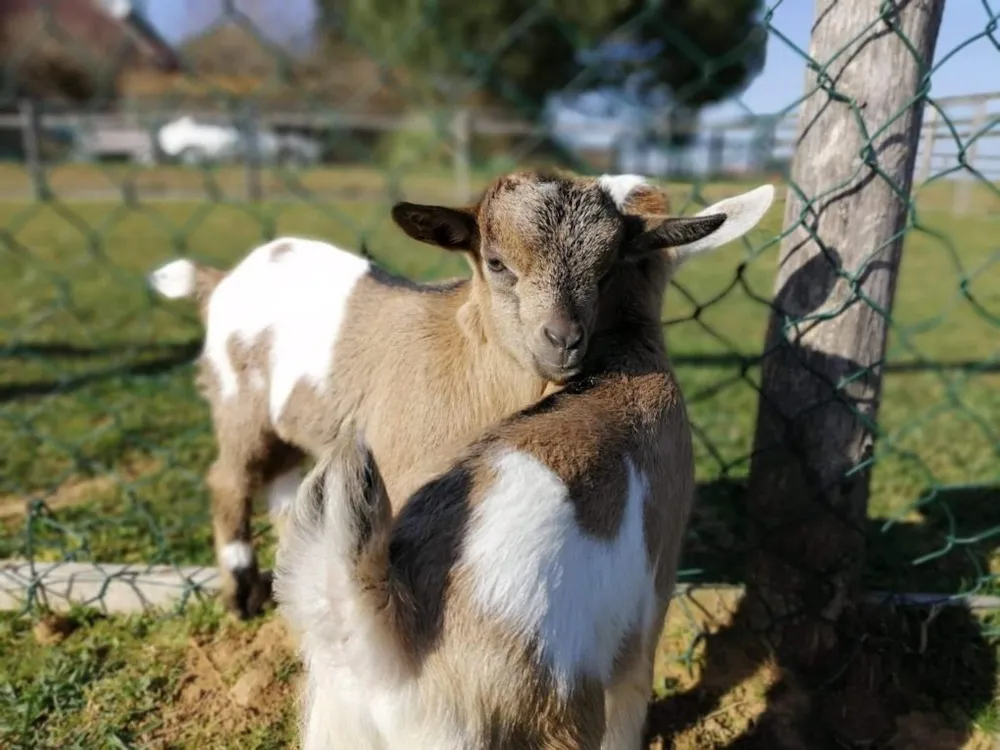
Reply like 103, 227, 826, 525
485, 256, 507, 273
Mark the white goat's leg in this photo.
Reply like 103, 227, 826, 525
301, 671, 384, 750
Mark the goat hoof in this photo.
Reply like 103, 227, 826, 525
225, 567, 273, 620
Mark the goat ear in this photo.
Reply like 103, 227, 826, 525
626, 214, 728, 257
625, 184, 775, 265
391, 202, 478, 251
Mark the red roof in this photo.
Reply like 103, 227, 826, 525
0, 0, 180, 75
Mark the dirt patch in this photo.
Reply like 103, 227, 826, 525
31, 613, 79, 645
128, 589, 995, 749
647, 587, 778, 749
645, 588, 998, 749
0, 456, 162, 521
141, 617, 301, 748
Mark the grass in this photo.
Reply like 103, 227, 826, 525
0, 602, 300, 749
0, 175, 997, 590
0, 167, 998, 747
0, 594, 997, 749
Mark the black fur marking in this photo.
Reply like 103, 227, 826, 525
387, 462, 476, 656
511, 376, 600, 422
306, 467, 327, 519
391, 203, 476, 251
352, 445, 382, 558
368, 263, 463, 294
232, 564, 266, 620
627, 214, 727, 257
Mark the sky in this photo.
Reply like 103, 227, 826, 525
135, 0, 999, 174
713, 0, 1000, 120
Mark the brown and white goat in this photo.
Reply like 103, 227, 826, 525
147, 175, 671, 618
275, 173, 774, 749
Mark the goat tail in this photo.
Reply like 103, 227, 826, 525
147, 258, 225, 312
274, 432, 412, 686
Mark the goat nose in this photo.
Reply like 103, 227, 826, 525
543, 320, 584, 351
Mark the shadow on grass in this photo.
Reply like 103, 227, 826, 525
646, 482, 1000, 748
0, 342, 198, 359
0, 340, 201, 402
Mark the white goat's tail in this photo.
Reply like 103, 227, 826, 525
274, 434, 411, 686
147, 259, 225, 314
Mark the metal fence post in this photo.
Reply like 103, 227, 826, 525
916, 102, 937, 184
953, 97, 988, 216
243, 102, 263, 203
20, 99, 47, 201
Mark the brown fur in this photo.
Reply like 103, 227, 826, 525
197, 331, 304, 616
187, 174, 684, 620
622, 183, 672, 216
283, 273, 551, 502
289, 293, 697, 746
179, 225, 562, 617
192, 265, 225, 315
268, 241, 295, 261
189, 268, 552, 617
277, 171, 761, 747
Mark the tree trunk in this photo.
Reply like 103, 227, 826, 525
744, 0, 945, 671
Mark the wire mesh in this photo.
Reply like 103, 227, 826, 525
0, 0, 999, 746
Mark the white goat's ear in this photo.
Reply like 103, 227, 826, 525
669, 184, 775, 264
391, 202, 478, 251
625, 184, 775, 263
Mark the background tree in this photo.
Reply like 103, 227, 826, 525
315, 0, 768, 124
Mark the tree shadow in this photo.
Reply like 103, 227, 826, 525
645, 482, 1000, 749
646, 160, 999, 748
0, 340, 201, 402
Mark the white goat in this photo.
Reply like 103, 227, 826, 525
275, 173, 775, 749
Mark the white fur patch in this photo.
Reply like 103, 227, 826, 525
463, 450, 655, 693
266, 467, 304, 517
203, 238, 371, 422
148, 259, 197, 299
599, 174, 648, 211
221, 541, 254, 571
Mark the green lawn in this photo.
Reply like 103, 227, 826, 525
1, 598, 997, 749
0, 182, 997, 592
0, 175, 998, 748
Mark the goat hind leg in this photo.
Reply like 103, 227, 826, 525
208, 458, 269, 619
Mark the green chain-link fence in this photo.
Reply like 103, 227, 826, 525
1, 0, 999, 747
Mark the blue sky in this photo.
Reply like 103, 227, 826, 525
717, 0, 1000, 120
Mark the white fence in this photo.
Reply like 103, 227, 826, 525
1, 90, 997, 212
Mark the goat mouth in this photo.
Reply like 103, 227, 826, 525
532, 356, 582, 384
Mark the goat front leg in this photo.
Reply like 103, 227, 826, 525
208, 458, 270, 619
601, 678, 651, 750
602, 629, 659, 750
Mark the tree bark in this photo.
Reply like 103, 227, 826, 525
745, 0, 945, 670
